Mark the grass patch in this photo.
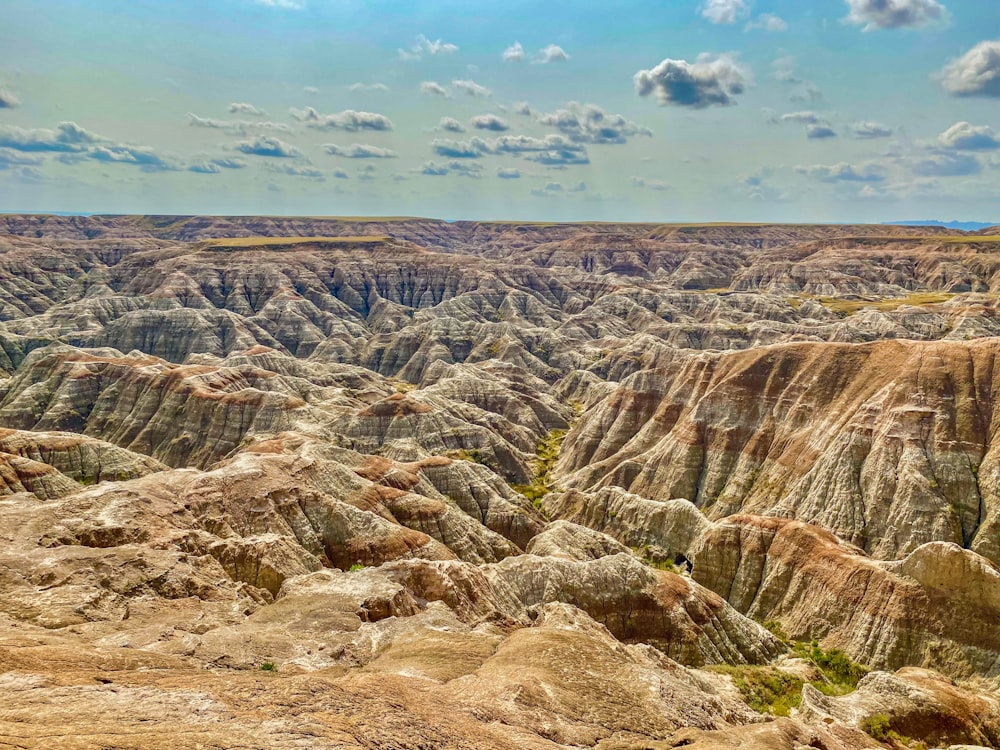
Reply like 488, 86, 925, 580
201, 236, 393, 251
260, 662, 277, 672
513, 429, 567, 513
706, 665, 804, 717
792, 640, 870, 693
708, 640, 870, 717
815, 292, 955, 317
348, 563, 366, 573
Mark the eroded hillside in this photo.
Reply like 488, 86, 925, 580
1, 215, 1000, 749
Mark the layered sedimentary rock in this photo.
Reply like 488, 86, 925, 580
2, 216, 1000, 748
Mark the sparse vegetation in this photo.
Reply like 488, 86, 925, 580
706, 665, 804, 717
260, 662, 277, 672
815, 292, 955, 317
513, 429, 567, 513
709, 640, 871, 718
793, 640, 870, 693
348, 563, 366, 572
861, 713, 891, 741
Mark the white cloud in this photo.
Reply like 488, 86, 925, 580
470, 114, 510, 132
939, 40, 1000, 98
502, 42, 524, 62
0, 89, 20, 109
844, 0, 947, 30
235, 135, 302, 158
938, 121, 1000, 150
850, 121, 893, 138
323, 143, 398, 158
451, 79, 492, 97
289, 107, 393, 131
229, 102, 265, 115
745, 13, 787, 31
437, 117, 466, 133
535, 45, 570, 64
701, 0, 750, 24
420, 81, 450, 97
399, 34, 459, 61
348, 82, 390, 92
635, 54, 750, 108
255, 0, 304, 8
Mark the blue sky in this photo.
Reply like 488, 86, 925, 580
0, 0, 998, 221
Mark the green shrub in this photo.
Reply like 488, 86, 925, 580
348, 563, 365, 572
861, 713, 891, 742
793, 640, 869, 691
260, 662, 277, 672
706, 665, 803, 716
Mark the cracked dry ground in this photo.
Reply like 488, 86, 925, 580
2, 216, 1000, 749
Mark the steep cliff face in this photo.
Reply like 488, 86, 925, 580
561, 338, 1000, 564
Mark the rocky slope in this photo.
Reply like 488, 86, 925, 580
2, 215, 1000, 749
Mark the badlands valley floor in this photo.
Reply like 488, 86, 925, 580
1, 215, 1000, 749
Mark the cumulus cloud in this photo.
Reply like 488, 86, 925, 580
502, 42, 524, 62
780, 111, 823, 124
419, 159, 482, 177
535, 45, 569, 64
420, 81, 450, 97
265, 163, 324, 179
537, 102, 652, 144
635, 54, 749, 108
937, 121, 1000, 150
0, 121, 103, 152
745, 13, 788, 31
289, 107, 393, 131
496, 167, 521, 179
421, 161, 450, 176
431, 138, 487, 159
0, 147, 42, 168
323, 143, 398, 158
631, 176, 669, 191
0, 89, 20, 109
213, 157, 247, 169
88, 144, 179, 172
513, 101, 534, 117
399, 35, 458, 61
470, 114, 510, 132
437, 117, 466, 133
490, 134, 590, 165
229, 102, 265, 115
422, 133, 592, 167
303, 86, 319, 95
796, 162, 887, 182
451, 79, 492, 97
939, 41, 1000, 98
347, 82, 389, 92
531, 181, 566, 196
844, 0, 947, 30
190, 156, 248, 173
701, 0, 749, 24
187, 113, 292, 134
332, 168, 349, 179
850, 121, 894, 138
235, 135, 302, 158
807, 124, 837, 139
912, 151, 982, 176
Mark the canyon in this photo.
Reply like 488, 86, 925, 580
1, 214, 1000, 748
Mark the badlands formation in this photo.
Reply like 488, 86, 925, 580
1, 214, 1000, 748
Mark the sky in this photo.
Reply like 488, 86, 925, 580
0, 0, 999, 222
